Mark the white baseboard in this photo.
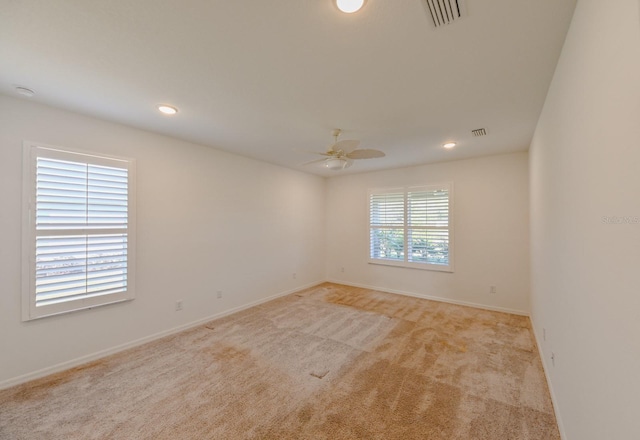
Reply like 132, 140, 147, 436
326, 279, 530, 316
0, 280, 324, 391
531, 323, 567, 440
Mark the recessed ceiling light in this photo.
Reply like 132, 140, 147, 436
443, 142, 456, 149
158, 105, 178, 115
336, 0, 365, 13
15, 86, 35, 97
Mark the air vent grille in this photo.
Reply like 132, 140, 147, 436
472, 128, 487, 137
426, 0, 463, 27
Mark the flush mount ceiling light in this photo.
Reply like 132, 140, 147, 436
158, 105, 178, 115
443, 142, 456, 149
336, 0, 365, 13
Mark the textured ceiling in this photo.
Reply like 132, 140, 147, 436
0, 0, 576, 175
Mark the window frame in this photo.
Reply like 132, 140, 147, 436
22, 142, 136, 321
368, 184, 454, 272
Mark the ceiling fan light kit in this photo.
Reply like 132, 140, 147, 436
335, 0, 365, 13
325, 157, 351, 170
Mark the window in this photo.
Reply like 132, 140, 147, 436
22, 143, 136, 320
369, 184, 453, 272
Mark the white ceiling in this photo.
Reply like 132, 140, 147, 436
0, 0, 576, 176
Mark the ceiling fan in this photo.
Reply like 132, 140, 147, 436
299, 129, 385, 170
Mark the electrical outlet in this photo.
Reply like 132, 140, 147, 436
340, 267, 345, 273
490, 285, 497, 294
175, 300, 183, 311
216, 291, 222, 299
292, 273, 297, 279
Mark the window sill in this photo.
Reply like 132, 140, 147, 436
368, 259, 454, 273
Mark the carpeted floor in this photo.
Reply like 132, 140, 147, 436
0, 283, 559, 439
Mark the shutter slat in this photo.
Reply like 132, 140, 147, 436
36, 281, 88, 297
408, 189, 449, 227
408, 228, 449, 265
370, 192, 405, 227
369, 228, 405, 261
36, 287, 126, 307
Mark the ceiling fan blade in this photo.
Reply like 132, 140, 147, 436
346, 149, 385, 160
293, 148, 332, 157
331, 139, 360, 154
298, 157, 331, 166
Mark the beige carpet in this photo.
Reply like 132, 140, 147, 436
0, 283, 559, 439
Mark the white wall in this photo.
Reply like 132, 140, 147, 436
530, 0, 640, 438
0, 95, 326, 387
326, 152, 530, 314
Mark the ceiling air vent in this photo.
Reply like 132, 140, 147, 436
472, 128, 487, 137
425, 0, 463, 28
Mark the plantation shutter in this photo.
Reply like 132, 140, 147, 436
407, 188, 450, 265
24, 145, 135, 320
369, 184, 452, 271
369, 190, 405, 261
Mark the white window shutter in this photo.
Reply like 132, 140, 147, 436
23, 144, 135, 320
369, 191, 405, 261
407, 188, 450, 265
369, 185, 453, 271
